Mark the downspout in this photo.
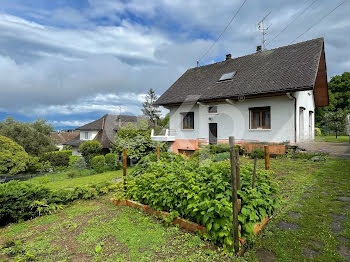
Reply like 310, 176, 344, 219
287, 93, 297, 143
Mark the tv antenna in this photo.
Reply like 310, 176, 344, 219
257, 11, 272, 50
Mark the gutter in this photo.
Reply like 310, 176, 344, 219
287, 93, 297, 143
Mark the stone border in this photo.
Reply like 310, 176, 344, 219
110, 198, 270, 255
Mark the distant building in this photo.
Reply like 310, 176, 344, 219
51, 132, 80, 151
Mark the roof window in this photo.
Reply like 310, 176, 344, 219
218, 71, 236, 82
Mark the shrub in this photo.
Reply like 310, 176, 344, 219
0, 135, 29, 175
250, 148, 265, 159
72, 157, 87, 170
66, 170, 78, 179
79, 141, 102, 167
125, 159, 280, 247
212, 152, 230, 162
0, 180, 118, 226
27, 156, 52, 173
40, 150, 71, 168
315, 127, 322, 136
105, 153, 118, 171
69, 155, 80, 166
91, 155, 105, 173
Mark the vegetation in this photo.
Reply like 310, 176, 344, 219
91, 155, 105, 173
0, 135, 29, 175
250, 148, 265, 159
322, 110, 346, 138
72, 157, 87, 170
105, 153, 121, 171
315, 135, 349, 143
40, 150, 72, 168
125, 156, 280, 247
142, 88, 161, 126
26, 156, 51, 173
78, 141, 102, 167
0, 117, 56, 155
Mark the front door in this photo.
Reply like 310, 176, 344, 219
209, 123, 217, 145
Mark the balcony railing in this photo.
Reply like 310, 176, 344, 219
151, 129, 176, 142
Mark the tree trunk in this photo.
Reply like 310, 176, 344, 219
336, 131, 338, 139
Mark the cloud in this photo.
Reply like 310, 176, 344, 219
50, 120, 93, 127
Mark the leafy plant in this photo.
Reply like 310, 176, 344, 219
72, 157, 87, 170
250, 149, 265, 159
212, 152, 230, 162
105, 153, 119, 171
40, 150, 71, 168
69, 155, 80, 166
91, 155, 105, 173
79, 141, 102, 167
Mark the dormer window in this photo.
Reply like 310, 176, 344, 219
218, 71, 236, 82
84, 131, 89, 139
208, 106, 217, 113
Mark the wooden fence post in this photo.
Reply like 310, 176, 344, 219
264, 145, 270, 170
235, 149, 241, 190
229, 136, 239, 254
157, 146, 160, 161
123, 148, 127, 189
252, 156, 257, 189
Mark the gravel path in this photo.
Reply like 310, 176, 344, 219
298, 141, 350, 158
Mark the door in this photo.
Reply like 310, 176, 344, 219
209, 123, 217, 145
299, 107, 304, 141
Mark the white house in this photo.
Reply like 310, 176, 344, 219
65, 114, 138, 156
152, 38, 329, 154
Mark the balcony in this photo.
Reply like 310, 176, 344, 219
151, 129, 176, 142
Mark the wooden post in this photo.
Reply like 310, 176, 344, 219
252, 157, 257, 189
235, 149, 241, 190
123, 148, 127, 189
264, 145, 270, 170
229, 136, 239, 254
156, 146, 160, 161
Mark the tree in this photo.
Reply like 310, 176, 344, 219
142, 88, 161, 126
322, 110, 346, 138
0, 117, 56, 156
158, 113, 170, 128
0, 135, 29, 175
78, 141, 102, 167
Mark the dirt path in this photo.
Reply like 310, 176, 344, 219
298, 141, 350, 158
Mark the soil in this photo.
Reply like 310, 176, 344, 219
255, 248, 277, 262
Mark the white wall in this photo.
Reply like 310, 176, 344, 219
295, 90, 315, 142
169, 95, 296, 143
72, 146, 81, 156
79, 130, 99, 141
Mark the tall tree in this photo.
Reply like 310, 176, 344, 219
0, 117, 56, 156
142, 88, 161, 126
322, 110, 346, 138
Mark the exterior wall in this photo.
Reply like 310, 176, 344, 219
72, 146, 81, 156
169, 95, 295, 146
295, 90, 315, 142
79, 130, 99, 141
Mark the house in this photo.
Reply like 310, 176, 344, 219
152, 38, 329, 154
50, 131, 79, 151
65, 114, 139, 155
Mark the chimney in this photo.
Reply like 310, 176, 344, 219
225, 54, 232, 60
256, 45, 262, 52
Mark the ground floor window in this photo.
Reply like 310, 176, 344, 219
250, 107, 271, 129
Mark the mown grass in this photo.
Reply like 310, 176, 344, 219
28, 168, 128, 190
243, 158, 350, 261
0, 196, 230, 262
315, 135, 349, 143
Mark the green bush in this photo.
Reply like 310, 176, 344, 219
105, 153, 118, 171
91, 155, 105, 173
315, 127, 322, 136
40, 150, 71, 167
79, 141, 102, 167
72, 157, 87, 170
250, 148, 265, 159
0, 135, 29, 175
125, 159, 280, 247
212, 152, 230, 162
0, 180, 118, 226
26, 156, 52, 173
69, 155, 80, 166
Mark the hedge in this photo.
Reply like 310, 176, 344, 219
40, 150, 72, 167
91, 155, 105, 173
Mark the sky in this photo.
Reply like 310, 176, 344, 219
0, 0, 349, 130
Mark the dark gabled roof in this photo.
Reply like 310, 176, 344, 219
50, 132, 79, 145
65, 114, 139, 148
155, 38, 325, 106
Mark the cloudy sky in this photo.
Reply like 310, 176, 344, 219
0, 0, 349, 129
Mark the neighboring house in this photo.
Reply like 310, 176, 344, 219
152, 38, 329, 154
65, 114, 139, 156
51, 132, 79, 151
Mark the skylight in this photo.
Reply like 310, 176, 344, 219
218, 71, 236, 81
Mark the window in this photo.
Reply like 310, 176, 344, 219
250, 107, 271, 129
218, 71, 236, 81
84, 131, 89, 139
182, 112, 194, 129
208, 106, 217, 113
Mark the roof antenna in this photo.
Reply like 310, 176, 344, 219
257, 11, 272, 50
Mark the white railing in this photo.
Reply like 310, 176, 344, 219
151, 129, 176, 142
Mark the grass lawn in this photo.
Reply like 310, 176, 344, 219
28, 168, 129, 190
315, 135, 349, 143
242, 157, 350, 261
0, 195, 229, 262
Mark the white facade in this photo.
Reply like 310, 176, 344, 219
79, 130, 99, 141
168, 91, 315, 144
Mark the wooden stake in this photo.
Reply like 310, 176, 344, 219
123, 148, 127, 189
235, 149, 241, 190
229, 136, 239, 254
156, 146, 160, 161
264, 145, 270, 170
252, 156, 257, 189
